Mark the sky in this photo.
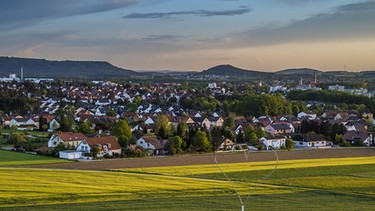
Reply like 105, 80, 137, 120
1, 0, 375, 72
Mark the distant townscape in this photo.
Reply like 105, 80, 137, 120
1, 58, 374, 159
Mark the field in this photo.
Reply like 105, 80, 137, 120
0, 148, 374, 210
0, 150, 70, 166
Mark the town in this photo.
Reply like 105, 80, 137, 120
1, 72, 374, 160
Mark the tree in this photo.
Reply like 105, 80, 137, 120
75, 121, 93, 134
106, 108, 116, 117
236, 130, 245, 143
176, 122, 188, 139
210, 126, 223, 151
8, 133, 27, 149
223, 114, 235, 128
111, 119, 132, 147
192, 130, 211, 152
255, 127, 267, 139
90, 146, 100, 158
292, 104, 300, 116
285, 138, 295, 150
60, 116, 74, 132
154, 115, 171, 139
166, 136, 184, 155
245, 125, 258, 145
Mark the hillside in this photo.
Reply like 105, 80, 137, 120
0, 56, 141, 79
199, 64, 273, 78
0, 56, 366, 81
275, 68, 321, 75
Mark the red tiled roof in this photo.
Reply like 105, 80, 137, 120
85, 136, 121, 150
54, 132, 87, 142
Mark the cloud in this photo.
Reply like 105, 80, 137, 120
276, 0, 327, 5
0, 0, 138, 31
123, 6, 251, 19
236, 1, 375, 46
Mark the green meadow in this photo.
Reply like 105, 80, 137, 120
0, 150, 70, 166
0, 150, 374, 210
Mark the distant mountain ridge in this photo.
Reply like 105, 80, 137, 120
0, 56, 140, 79
0, 56, 370, 80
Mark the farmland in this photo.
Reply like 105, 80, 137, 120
0, 148, 374, 210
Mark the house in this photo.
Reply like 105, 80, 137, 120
144, 117, 155, 125
48, 132, 87, 148
77, 136, 122, 157
95, 98, 111, 106
321, 111, 342, 120
208, 117, 224, 128
254, 116, 272, 127
263, 123, 293, 135
9, 116, 37, 130
292, 134, 327, 148
136, 136, 166, 156
342, 130, 372, 146
218, 138, 234, 150
168, 116, 194, 127
192, 117, 211, 129
297, 111, 317, 120
259, 136, 286, 150
48, 119, 60, 132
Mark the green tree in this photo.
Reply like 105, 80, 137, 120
236, 130, 245, 143
111, 119, 132, 147
192, 130, 211, 152
75, 121, 93, 134
154, 115, 171, 139
255, 127, 267, 139
8, 133, 27, 149
90, 145, 100, 158
106, 108, 116, 117
223, 114, 235, 128
60, 116, 74, 132
285, 138, 295, 150
166, 136, 184, 155
244, 125, 258, 145
292, 104, 300, 116
177, 122, 188, 139
335, 134, 344, 145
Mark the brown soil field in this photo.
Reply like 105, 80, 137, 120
26, 147, 375, 171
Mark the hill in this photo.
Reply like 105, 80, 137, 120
0, 56, 141, 79
275, 68, 321, 75
199, 64, 273, 78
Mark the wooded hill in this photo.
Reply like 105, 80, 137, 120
0, 57, 142, 79
1, 56, 373, 80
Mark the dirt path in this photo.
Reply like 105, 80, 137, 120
23, 148, 375, 171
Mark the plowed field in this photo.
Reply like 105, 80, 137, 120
25, 148, 375, 171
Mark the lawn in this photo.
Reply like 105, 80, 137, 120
0, 150, 70, 166
0, 155, 374, 210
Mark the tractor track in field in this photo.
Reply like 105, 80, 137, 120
20, 147, 375, 171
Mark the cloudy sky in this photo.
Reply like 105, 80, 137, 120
1, 0, 374, 71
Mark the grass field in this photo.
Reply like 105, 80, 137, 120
0, 150, 374, 210
0, 150, 70, 166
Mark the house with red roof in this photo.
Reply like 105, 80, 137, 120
77, 136, 121, 157
48, 132, 87, 148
